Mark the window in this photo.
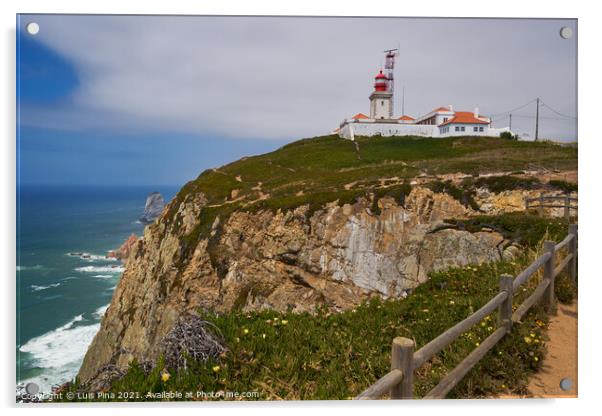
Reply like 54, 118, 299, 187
381, 101, 384, 106
455, 126, 460, 132
473, 126, 479, 132
479, 126, 484, 132
461, 126, 465, 132
443, 117, 448, 122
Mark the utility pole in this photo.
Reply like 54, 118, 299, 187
534, 97, 540, 141
509, 113, 512, 131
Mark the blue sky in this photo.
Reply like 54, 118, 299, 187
17, 15, 577, 186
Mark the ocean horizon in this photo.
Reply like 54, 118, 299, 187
16, 184, 180, 393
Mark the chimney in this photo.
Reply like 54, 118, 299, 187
448, 105, 453, 112
474, 107, 479, 118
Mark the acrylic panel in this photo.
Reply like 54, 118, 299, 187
16, 14, 577, 402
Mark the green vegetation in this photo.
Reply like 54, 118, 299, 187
468, 175, 542, 193
549, 179, 578, 193
500, 131, 518, 141
169, 135, 576, 257
445, 213, 568, 247
62, 214, 575, 401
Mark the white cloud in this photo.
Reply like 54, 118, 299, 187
22, 15, 577, 140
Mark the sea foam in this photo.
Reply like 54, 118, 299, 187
93, 304, 109, 319
30, 283, 61, 292
19, 314, 100, 394
75, 265, 125, 273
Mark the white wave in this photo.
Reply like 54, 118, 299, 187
92, 274, 113, 279
75, 265, 125, 273
19, 315, 99, 394
93, 304, 109, 319
66, 252, 117, 262
30, 283, 61, 292
61, 276, 77, 281
17, 265, 46, 272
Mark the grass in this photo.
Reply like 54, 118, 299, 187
62, 214, 576, 402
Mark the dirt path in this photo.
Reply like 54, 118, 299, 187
526, 302, 578, 398
495, 301, 578, 399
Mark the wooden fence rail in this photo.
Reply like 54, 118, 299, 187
355, 223, 578, 400
525, 194, 577, 220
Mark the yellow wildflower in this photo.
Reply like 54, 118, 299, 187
281, 320, 288, 325
449, 300, 455, 305
161, 372, 170, 382
524, 336, 532, 344
243, 328, 249, 335
212, 365, 221, 373
262, 333, 266, 339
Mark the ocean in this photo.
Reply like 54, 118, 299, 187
16, 184, 179, 393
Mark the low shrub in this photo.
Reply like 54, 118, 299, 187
548, 179, 577, 193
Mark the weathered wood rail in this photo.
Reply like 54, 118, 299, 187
356, 223, 578, 400
525, 194, 577, 220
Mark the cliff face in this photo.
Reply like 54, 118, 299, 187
78, 187, 513, 384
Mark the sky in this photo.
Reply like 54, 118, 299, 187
17, 15, 577, 186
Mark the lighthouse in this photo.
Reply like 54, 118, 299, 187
369, 70, 393, 119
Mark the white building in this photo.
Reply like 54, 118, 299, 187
337, 70, 511, 140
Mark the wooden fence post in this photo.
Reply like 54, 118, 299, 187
568, 224, 578, 283
498, 274, 514, 332
538, 194, 544, 216
390, 337, 415, 399
525, 197, 530, 211
564, 195, 570, 221
543, 241, 556, 312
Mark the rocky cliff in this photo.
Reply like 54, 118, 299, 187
139, 192, 165, 224
78, 186, 517, 384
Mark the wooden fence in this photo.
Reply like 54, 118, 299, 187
525, 194, 578, 220
356, 223, 578, 400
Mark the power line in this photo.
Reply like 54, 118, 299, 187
506, 114, 575, 121
540, 100, 577, 120
489, 98, 537, 118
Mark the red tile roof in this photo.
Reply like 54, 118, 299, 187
431, 106, 453, 113
399, 115, 415, 120
351, 113, 369, 120
440, 111, 489, 126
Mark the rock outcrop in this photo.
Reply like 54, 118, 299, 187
107, 234, 139, 264
78, 187, 513, 385
139, 192, 165, 224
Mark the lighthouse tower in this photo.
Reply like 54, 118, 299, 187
369, 70, 393, 119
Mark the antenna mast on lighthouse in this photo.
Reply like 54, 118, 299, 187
384, 48, 399, 117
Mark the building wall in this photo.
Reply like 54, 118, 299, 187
339, 121, 438, 140
338, 120, 511, 140
439, 123, 509, 137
